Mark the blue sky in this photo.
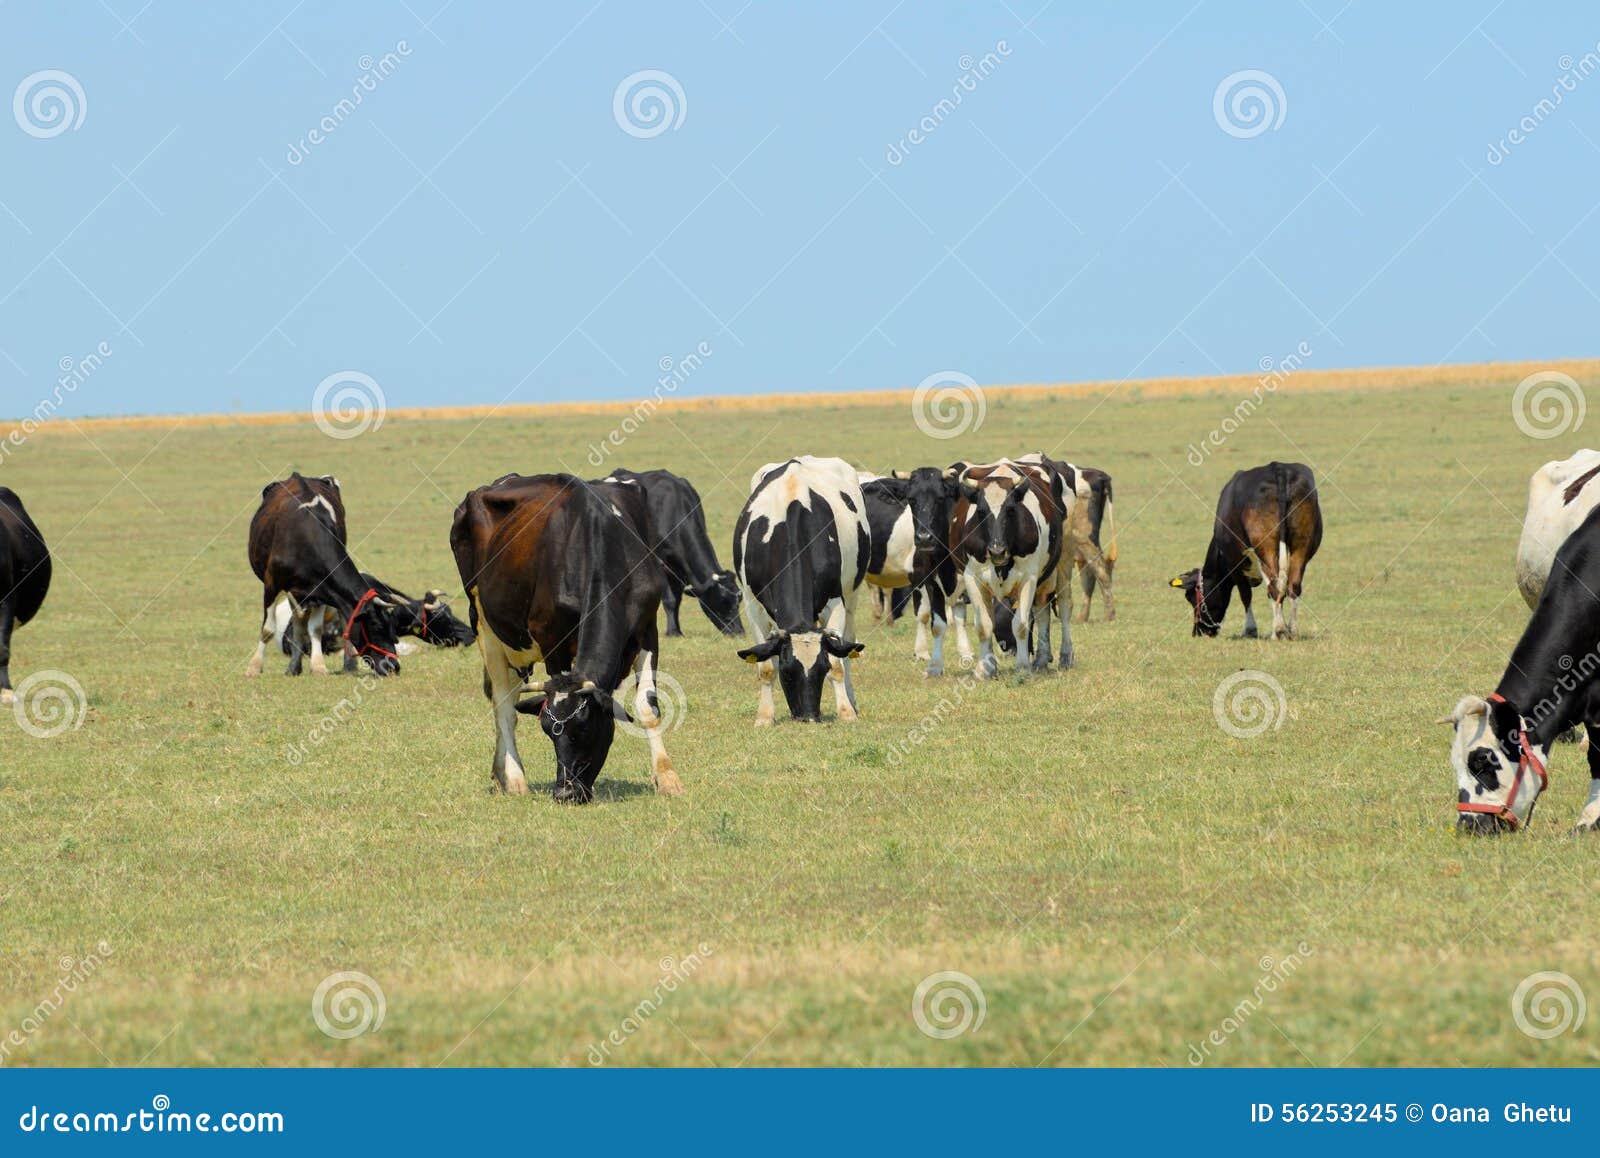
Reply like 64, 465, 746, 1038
2, 1, 1598, 417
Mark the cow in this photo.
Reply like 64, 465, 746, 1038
732, 456, 868, 723
1443, 501, 1600, 834
274, 573, 474, 664
862, 467, 985, 677
450, 472, 681, 802
955, 459, 1071, 678
245, 473, 401, 677
0, 488, 51, 705
1070, 466, 1117, 623
1515, 449, 1600, 610
601, 468, 741, 637
1170, 462, 1322, 640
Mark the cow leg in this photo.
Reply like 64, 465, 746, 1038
1257, 551, 1287, 639
1283, 551, 1308, 640
1075, 540, 1113, 624
662, 575, 685, 638
1011, 577, 1038, 675
0, 599, 14, 703
1238, 581, 1259, 639
743, 596, 778, 727
824, 599, 859, 721
923, 584, 947, 678
307, 606, 330, 675
1031, 596, 1054, 672
912, 589, 932, 661
633, 640, 683, 795
1056, 590, 1075, 669
953, 600, 975, 667
477, 634, 531, 795
245, 590, 275, 677
285, 599, 308, 676
962, 572, 997, 678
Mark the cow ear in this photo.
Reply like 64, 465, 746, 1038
1168, 576, 1186, 588
515, 693, 548, 716
609, 697, 634, 723
737, 636, 784, 664
822, 632, 865, 658
1443, 695, 1489, 727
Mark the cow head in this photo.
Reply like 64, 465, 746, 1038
737, 630, 864, 721
1442, 695, 1548, 834
515, 673, 633, 803
688, 570, 744, 635
1170, 568, 1222, 637
904, 467, 979, 569
346, 595, 402, 676
393, 589, 475, 646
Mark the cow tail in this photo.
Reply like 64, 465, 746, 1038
1273, 462, 1290, 587
1102, 477, 1117, 565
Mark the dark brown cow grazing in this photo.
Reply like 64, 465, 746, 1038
450, 473, 682, 802
245, 473, 401, 676
0, 487, 51, 704
1171, 461, 1322, 639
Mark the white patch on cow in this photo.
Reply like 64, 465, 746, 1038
790, 631, 822, 668
1578, 779, 1600, 830
1516, 449, 1600, 608
471, 590, 543, 795
873, 506, 917, 587
298, 495, 337, 522
611, 504, 624, 519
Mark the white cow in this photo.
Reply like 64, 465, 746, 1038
1516, 449, 1600, 608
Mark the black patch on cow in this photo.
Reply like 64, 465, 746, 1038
1565, 463, 1600, 506
839, 491, 857, 513
1467, 747, 1501, 794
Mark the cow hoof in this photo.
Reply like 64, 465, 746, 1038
494, 774, 531, 796
922, 665, 943, 679
654, 766, 685, 796
243, 668, 260, 679
1058, 653, 1075, 670
1071, 613, 1089, 626
754, 717, 774, 728
0, 688, 13, 704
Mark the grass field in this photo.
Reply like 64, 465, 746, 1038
6, 360, 1600, 1068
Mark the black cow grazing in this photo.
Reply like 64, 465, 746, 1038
956, 459, 1071, 677
1170, 462, 1322, 639
862, 467, 984, 677
450, 473, 681, 802
0, 488, 51, 705
601, 468, 741, 637
245, 474, 401, 677
277, 572, 473, 666
1443, 502, 1600, 834
732, 456, 868, 723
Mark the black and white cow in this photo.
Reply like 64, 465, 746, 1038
956, 459, 1071, 678
1515, 448, 1600, 610
602, 468, 742, 636
275, 573, 474, 663
450, 473, 681, 802
1445, 501, 1600, 834
245, 474, 401, 677
862, 467, 984, 677
732, 456, 868, 723
0, 488, 51, 705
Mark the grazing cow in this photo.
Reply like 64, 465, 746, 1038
275, 573, 473, 663
956, 459, 1070, 677
862, 468, 984, 677
1170, 462, 1322, 640
732, 456, 868, 723
0, 488, 51, 704
601, 468, 742, 636
245, 474, 401, 677
1444, 502, 1600, 833
450, 473, 681, 802
1515, 448, 1600, 609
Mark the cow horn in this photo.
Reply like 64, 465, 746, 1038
942, 467, 955, 479
521, 680, 546, 694
1434, 713, 1456, 725
890, 469, 910, 480
581, 679, 598, 692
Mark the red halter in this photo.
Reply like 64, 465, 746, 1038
1457, 693, 1548, 830
343, 588, 397, 662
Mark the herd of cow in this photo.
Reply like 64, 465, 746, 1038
2, 437, 1599, 832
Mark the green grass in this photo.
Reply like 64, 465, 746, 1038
5, 371, 1600, 1068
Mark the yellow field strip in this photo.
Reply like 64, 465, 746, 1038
16, 357, 1599, 434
